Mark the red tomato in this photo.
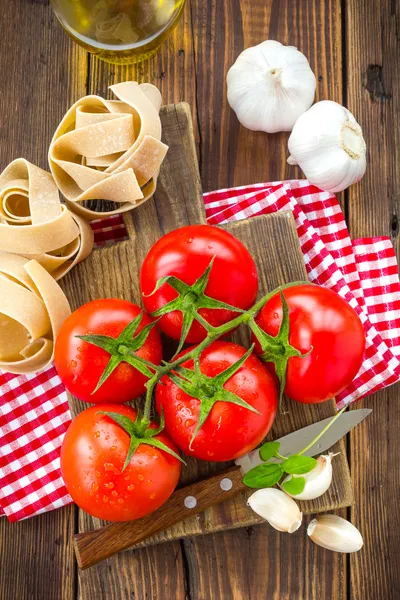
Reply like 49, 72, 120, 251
156, 341, 278, 461
54, 299, 162, 404
253, 284, 365, 404
61, 404, 181, 522
140, 225, 258, 342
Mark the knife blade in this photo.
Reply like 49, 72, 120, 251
235, 408, 372, 474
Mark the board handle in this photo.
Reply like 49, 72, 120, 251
74, 464, 246, 569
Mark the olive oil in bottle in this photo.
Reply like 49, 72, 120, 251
51, 0, 186, 64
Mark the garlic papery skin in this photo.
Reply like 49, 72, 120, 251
281, 453, 335, 500
247, 488, 302, 533
227, 40, 316, 133
287, 100, 367, 192
308, 515, 363, 553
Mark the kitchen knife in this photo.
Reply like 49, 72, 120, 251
74, 409, 371, 569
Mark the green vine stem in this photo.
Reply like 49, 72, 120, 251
132, 280, 309, 428
79, 270, 310, 458
298, 405, 347, 455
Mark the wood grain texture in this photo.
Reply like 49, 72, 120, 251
62, 105, 351, 571
180, 509, 348, 600
190, 0, 343, 191
0, 2, 87, 599
345, 1, 400, 598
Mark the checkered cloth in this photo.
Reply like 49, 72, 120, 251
1, 181, 399, 521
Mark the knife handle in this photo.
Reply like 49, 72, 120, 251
74, 464, 246, 569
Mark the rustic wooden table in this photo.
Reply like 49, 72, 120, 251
0, 1, 399, 599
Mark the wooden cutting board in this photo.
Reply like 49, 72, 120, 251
61, 103, 352, 550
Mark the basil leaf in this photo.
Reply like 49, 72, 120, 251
259, 441, 280, 462
283, 455, 317, 475
282, 475, 306, 496
243, 463, 283, 489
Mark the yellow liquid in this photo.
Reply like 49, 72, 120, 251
51, 0, 186, 64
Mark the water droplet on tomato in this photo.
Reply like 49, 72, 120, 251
146, 480, 152, 485
94, 431, 100, 438
185, 419, 195, 429
110, 445, 117, 451
71, 360, 77, 368
103, 495, 109, 503
92, 482, 99, 492
150, 493, 156, 499
105, 435, 110, 441
273, 312, 279, 319
104, 462, 119, 474
207, 451, 214, 457
109, 499, 115, 505
138, 474, 144, 481
104, 482, 114, 490
76, 354, 82, 360
177, 417, 182, 425
111, 490, 118, 497
127, 484, 135, 491
77, 346, 83, 352
118, 498, 124, 504
187, 237, 193, 243
95, 470, 101, 478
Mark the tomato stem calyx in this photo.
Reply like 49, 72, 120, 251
168, 344, 261, 448
249, 291, 313, 408
145, 256, 246, 356
97, 410, 185, 470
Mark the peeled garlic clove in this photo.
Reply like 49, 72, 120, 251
248, 488, 302, 533
227, 40, 316, 133
287, 100, 367, 193
282, 453, 335, 500
307, 515, 363, 553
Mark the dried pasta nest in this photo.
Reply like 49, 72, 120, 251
0, 158, 94, 281
48, 81, 168, 220
0, 252, 71, 374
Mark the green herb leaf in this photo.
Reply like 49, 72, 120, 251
283, 455, 317, 475
282, 475, 306, 495
259, 441, 280, 462
243, 463, 283, 489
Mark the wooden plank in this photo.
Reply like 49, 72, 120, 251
0, 1, 88, 599
345, 1, 400, 598
190, 0, 343, 191
186, 2, 347, 597
71, 7, 198, 595
180, 509, 348, 600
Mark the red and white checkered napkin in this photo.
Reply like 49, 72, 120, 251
1, 181, 399, 522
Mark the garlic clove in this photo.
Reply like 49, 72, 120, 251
247, 488, 302, 533
281, 453, 335, 501
287, 100, 367, 193
307, 515, 363, 553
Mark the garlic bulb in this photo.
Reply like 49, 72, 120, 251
281, 453, 336, 500
227, 40, 316, 133
287, 100, 367, 192
308, 515, 363, 553
247, 488, 302, 533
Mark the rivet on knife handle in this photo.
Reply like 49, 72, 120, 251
74, 464, 245, 569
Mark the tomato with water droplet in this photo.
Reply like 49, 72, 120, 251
61, 404, 181, 522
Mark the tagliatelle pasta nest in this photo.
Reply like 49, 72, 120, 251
0, 158, 94, 281
0, 251, 71, 374
48, 81, 168, 220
